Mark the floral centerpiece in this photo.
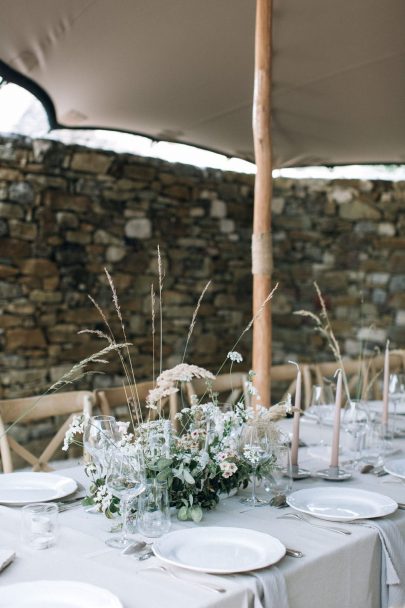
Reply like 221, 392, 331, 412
64, 358, 290, 522
61, 249, 290, 521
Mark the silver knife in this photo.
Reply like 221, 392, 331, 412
286, 548, 303, 558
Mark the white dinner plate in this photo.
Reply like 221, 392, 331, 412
287, 487, 397, 521
0, 472, 77, 505
0, 581, 122, 608
153, 526, 286, 573
384, 457, 405, 480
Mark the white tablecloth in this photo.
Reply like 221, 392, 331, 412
1, 419, 405, 608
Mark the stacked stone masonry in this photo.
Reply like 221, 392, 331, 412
0, 134, 404, 405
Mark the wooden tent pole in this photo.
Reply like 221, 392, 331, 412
252, 0, 273, 407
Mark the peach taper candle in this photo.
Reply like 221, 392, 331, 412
382, 340, 390, 426
290, 364, 302, 467
330, 370, 343, 468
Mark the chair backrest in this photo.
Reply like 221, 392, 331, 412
185, 367, 313, 411
367, 351, 404, 399
94, 381, 178, 426
0, 390, 94, 473
308, 351, 405, 403
185, 373, 250, 409
311, 359, 367, 401
270, 364, 312, 408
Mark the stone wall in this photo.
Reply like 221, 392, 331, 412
0, 134, 404, 403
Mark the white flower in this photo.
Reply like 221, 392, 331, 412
215, 451, 228, 462
147, 364, 215, 409
85, 462, 97, 477
117, 432, 134, 447
227, 351, 243, 363
219, 461, 238, 478
117, 421, 130, 435
284, 393, 293, 414
245, 380, 259, 397
62, 413, 89, 451
146, 380, 179, 409
94, 484, 113, 514
198, 451, 210, 469
242, 445, 265, 465
158, 363, 215, 384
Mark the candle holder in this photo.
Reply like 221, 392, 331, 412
316, 465, 352, 481
291, 464, 311, 480
381, 422, 394, 441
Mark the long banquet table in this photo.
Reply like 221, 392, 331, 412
1, 418, 405, 608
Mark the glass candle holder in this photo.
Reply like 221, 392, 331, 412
137, 479, 171, 539
21, 503, 58, 550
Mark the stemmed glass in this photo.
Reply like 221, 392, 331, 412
263, 442, 292, 498
342, 400, 369, 469
239, 421, 272, 506
388, 373, 405, 436
308, 384, 335, 446
105, 446, 145, 549
83, 415, 120, 478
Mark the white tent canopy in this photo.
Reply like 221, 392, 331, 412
0, 0, 404, 168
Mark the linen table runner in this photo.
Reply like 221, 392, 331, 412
354, 511, 405, 608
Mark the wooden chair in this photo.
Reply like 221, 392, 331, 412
185, 366, 312, 412
308, 350, 405, 403
0, 390, 94, 473
311, 359, 367, 402
270, 364, 312, 409
367, 351, 405, 399
185, 372, 250, 410
94, 381, 179, 427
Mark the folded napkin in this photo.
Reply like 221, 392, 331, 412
354, 512, 405, 608
0, 549, 15, 573
238, 565, 289, 608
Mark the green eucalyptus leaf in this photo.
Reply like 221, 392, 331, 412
190, 506, 203, 523
82, 496, 94, 506
177, 506, 189, 521
157, 458, 172, 470
183, 469, 195, 485
157, 469, 169, 482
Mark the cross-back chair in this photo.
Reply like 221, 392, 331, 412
184, 366, 312, 413
94, 381, 179, 426
270, 364, 312, 408
185, 372, 250, 411
0, 390, 94, 473
309, 350, 405, 403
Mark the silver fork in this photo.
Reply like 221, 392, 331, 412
58, 498, 84, 513
277, 512, 352, 535
144, 565, 226, 594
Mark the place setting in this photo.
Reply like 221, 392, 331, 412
0, 472, 78, 506
0, 581, 124, 608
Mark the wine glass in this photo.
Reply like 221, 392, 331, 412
308, 384, 335, 446
342, 400, 369, 469
105, 446, 146, 549
263, 442, 292, 498
239, 421, 272, 506
83, 415, 120, 478
388, 373, 405, 435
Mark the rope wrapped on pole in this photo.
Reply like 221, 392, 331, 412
252, 233, 273, 276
